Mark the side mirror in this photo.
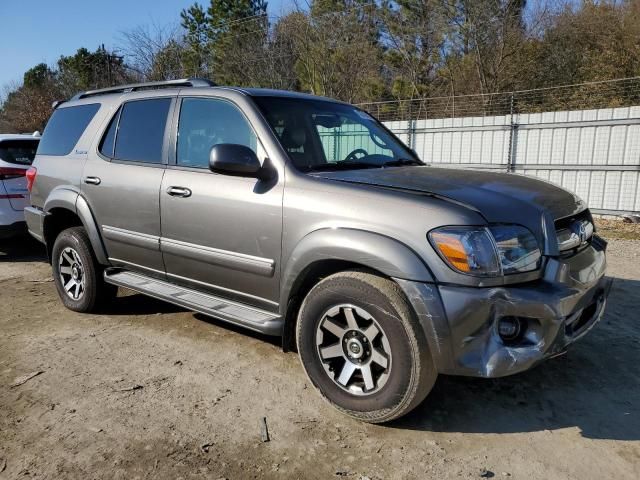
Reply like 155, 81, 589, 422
209, 144, 262, 177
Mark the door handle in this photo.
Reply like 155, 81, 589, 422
166, 186, 192, 198
84, 176, 101, 185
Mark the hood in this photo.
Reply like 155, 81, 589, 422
311, 166, 586, 242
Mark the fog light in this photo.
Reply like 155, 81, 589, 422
498, 317, 522, 342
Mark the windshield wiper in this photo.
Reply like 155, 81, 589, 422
304, 161, 381, 172
381, 158, 424, 168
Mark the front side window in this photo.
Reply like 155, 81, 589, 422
111, 98, 172, 164
253, 96, 422, 172
177, 97, 257, 168
0, 140, 39, 165
38, 103, 100, 156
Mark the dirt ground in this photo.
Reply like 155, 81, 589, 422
1, 231, 639, 480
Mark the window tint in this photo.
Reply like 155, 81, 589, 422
0, 140, 39, 165
38, 104, 100, 156
254, 96, 420, 172
177, 98, 257, 168
114, 98, 171, 164
99, 108, 121, 157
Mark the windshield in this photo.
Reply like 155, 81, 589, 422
0, 139, 39, 165
253, 96, 422, 172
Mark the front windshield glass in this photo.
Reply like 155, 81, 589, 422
253, 96, 422, 172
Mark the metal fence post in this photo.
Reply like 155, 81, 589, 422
407, 118, 416, 151
506, 93, 518, 173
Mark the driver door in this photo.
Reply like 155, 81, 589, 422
160, 97, 283, 310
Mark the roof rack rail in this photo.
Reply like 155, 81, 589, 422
70, 78, 215, 101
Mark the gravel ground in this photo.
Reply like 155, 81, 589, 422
0, 233, 639, 479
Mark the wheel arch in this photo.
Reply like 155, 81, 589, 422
42, 188, 109, 265
280, 228, 434, 351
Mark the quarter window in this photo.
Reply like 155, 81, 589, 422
111, 98, 171, 164
38, 103, 100, 156
177, 98, 257, 168
99, 108, 120, 157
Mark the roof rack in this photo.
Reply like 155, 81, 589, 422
70, 78, 216, 101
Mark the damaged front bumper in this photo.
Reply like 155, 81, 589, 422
396, 236, 612, 378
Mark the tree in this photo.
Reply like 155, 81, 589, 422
442, 0, 529, 96
120, 23, 190, 80
0, 46, 133, 133
180, 0, 269, 84
23, 63, 56, 89
380, 0, 448, 99
55, 46, 130, 98
284, 1, 385, 103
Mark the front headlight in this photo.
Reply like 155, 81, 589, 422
428, 225, 541, 277
489, 225, 541, 274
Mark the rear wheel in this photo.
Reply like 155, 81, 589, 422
296, 270, 437, 423
51, 227, 117, 312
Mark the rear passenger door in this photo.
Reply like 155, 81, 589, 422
160, 96, 283, 310
82, 96, 175, 276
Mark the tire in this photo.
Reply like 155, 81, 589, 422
51, 226, 117, 312
296, 270, 437, 423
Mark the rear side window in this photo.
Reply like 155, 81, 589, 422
112, 98, 171, 164
38, 104, 100, 156
0, 140, 39, 165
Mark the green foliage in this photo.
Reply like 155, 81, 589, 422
0, 46, 132, 133
23, 64, 55, 89
180, 0, 269, 83
4, 0, 640, 133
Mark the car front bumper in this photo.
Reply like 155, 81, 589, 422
396, 236, 612, 378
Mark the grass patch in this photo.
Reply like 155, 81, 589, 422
595, 218, 640, 240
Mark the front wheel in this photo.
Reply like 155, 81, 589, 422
51, 226, 117, 312
296, 270, 437, 423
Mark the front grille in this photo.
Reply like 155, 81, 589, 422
555, 209, 594, 256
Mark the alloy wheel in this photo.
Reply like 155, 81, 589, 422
58, 247, 85, 301
315, 304, 392, 396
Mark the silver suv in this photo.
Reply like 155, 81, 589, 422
25, 79, 611, 423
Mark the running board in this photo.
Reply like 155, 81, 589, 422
104, 269, 283, 336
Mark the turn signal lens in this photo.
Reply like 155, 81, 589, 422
429, 227, 501, 277
430, 234, 470, 272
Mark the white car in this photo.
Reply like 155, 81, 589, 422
0, 134, 40, 239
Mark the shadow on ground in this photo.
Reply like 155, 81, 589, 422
3, 233, 637, 441
0, 234, 46, 262
391, 277, 640, 442
113, 277, 640, 441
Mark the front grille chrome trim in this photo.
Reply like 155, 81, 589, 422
557, 219, 594, 252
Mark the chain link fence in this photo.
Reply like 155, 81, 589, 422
358, 77, 640, 216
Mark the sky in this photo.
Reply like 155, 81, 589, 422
0, 0, 293, 89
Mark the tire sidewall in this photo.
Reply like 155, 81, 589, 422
297, 276, 418, 416
52, 228, 99, 312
